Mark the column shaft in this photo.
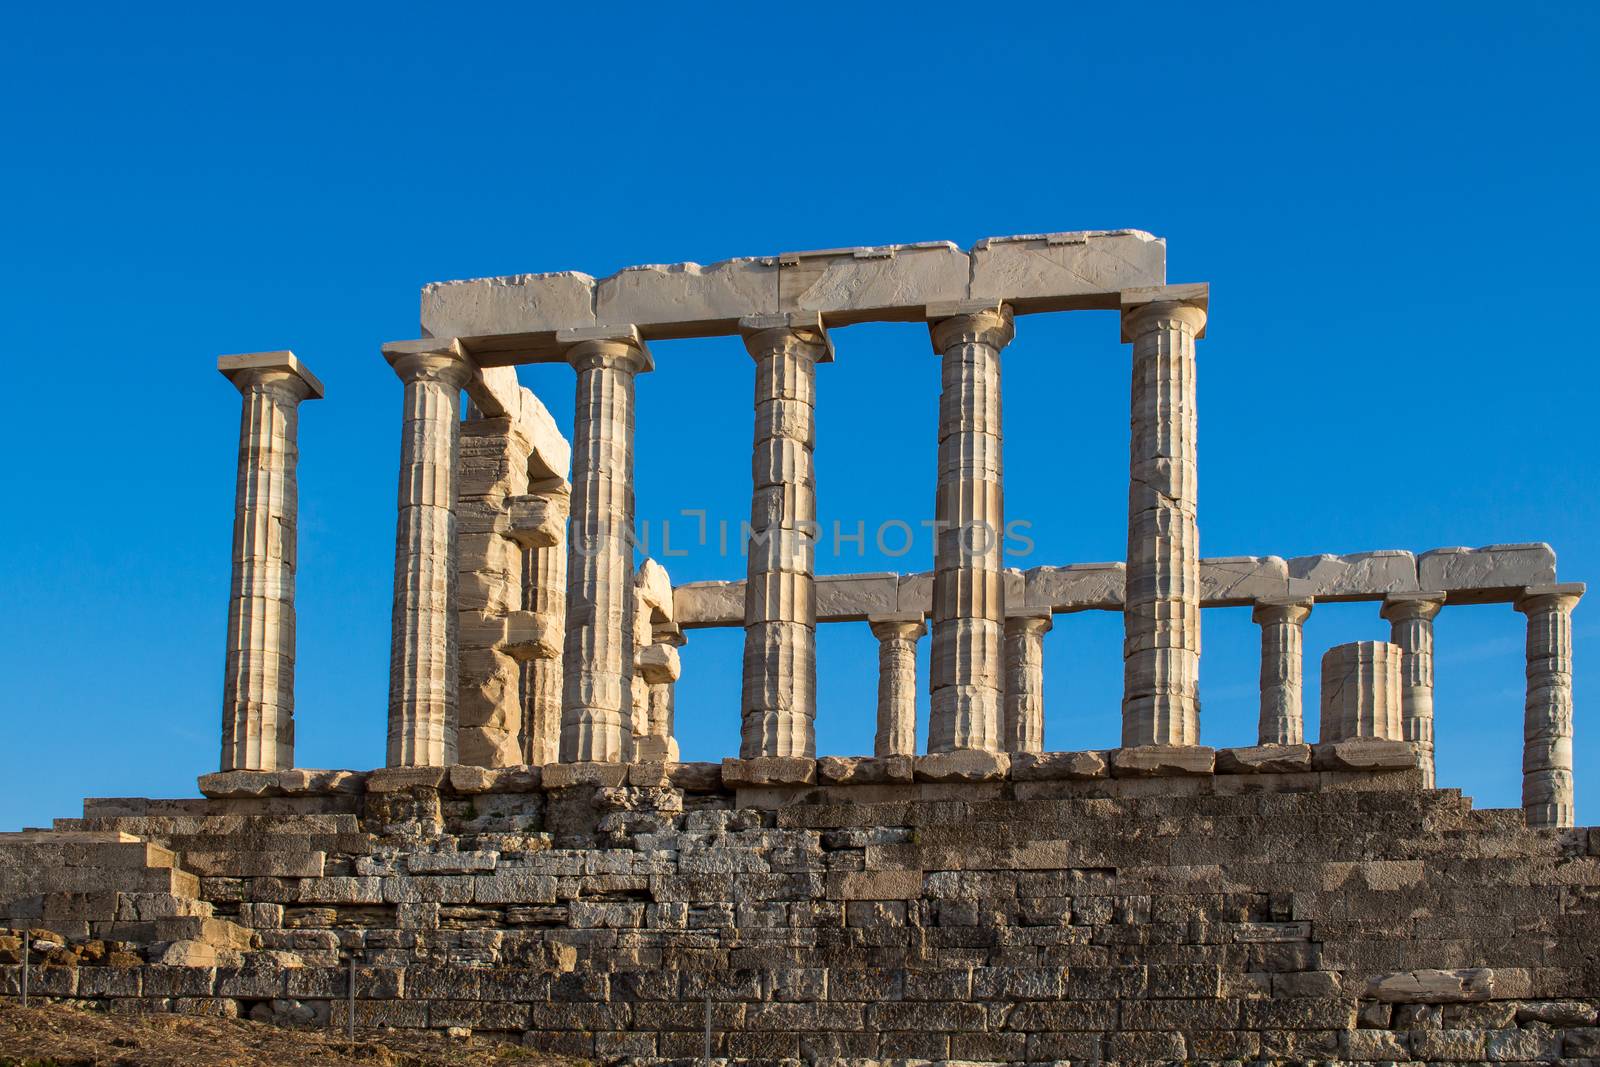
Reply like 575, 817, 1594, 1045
218, 354, 321, 772
927, 304, 1013, 753
386, 344, 473, 767
1003, 613, 1052, 754
740, 318, 829, 758
1120, 290, 1207, 747
870, 616, 925, 757
1516, 584, 1583, 829
1382, 593, 1445, 787
1253, 598, 1312, 745
561, 335, 651, 762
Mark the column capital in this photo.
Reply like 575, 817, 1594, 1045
927, 301, 1015, 352
1251, 596, 1313, 626
740, 312, 834, 363
218, 350, 324, 400
1004, 610, 1054, 637
560, 325, 654, 374
382, 337, 474, 388
1380, 591, 1447, 622
1515, 582, 1585, 615
1120, 283, 1209, 342
869, 613, 927, 642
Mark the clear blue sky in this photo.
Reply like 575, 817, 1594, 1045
2, 2, 1596, 830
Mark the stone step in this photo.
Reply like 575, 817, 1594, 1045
154, 915, 255, 951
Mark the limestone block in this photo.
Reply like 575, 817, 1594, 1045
457, 726, 522, 769
1201, 556, 1291, 605
1286, 551, 1418, 600
674, 580, 743, 627
815, 573, 898, 621
1418, 543, 1557, 600
540, 762, 629, 789
365, 767, 449, 793
505, 495, 565, 549
969, 230, 1165, 311
1215, 744, 1313, 774
197, 771, 282, 800
1110, 745, 1216, 778
420, 271, 595, 340
1009, 750, 1111, 781
1364, 968, 1495, 1003
778, 242, 968, 322
633, 560, 674, 624
913, 750, 1010, 783
720, 757, 816, 787
595, 258, 779, 336
1319, 642, 1403, 742
816, 755, 915, 785
1311, 738, 1418, 772
1022, 563, 1125, 611
446, 764, 540, 794
635, 643, 680, 685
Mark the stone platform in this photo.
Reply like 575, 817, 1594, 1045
4, 745, 1600, 1065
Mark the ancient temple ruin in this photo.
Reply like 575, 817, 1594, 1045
3, 231, 1596, 1065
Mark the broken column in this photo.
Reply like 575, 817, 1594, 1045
630, 560, 677, 760
217, 351, 323, 772
636, 629, 683, 763
1381, 592, 1446, 787
383, 339, 474, 767
1120, 285, 1207, 747
740, 314, 830, 758
561, 328, 652, 763
1320, 641, 1403, 742
1252, 597, 1313, 745
927, 302, 1013, 753
1002, 611, 1052, 754
1515, 583, 1583, 829
869, 614, 925, 758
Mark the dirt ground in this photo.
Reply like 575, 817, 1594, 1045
0, 1001, 580, 1067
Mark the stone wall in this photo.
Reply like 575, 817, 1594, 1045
5, 747, 1600, 1065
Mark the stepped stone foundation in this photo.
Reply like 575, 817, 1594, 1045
4, 230, 1595, 1065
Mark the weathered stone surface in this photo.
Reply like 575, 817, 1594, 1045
1216, 744, 1313, 774
1286, 550, 1418, 600
1021, 563, 1124, 610
913, 750, 1010, 783
1311, 738, 1418, 771
1203, 556, 1291, 605
816, 755, 914, 785
1418, 543, 1557, 598
1516, 582, 1583, 828
421, 271, 595, 340
595, 258, 778, 335
1111, 745, 1216, 777
1009, 750, 1110, 781
720, 757, 815, 787
868, 615, 924, 759
1320, 641, 1403, 742
969, 230, 1164, 311
781, 241, 968, 320
1364, 967, 1495, 1003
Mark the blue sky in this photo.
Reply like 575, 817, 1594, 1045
2, 2, 1596, 830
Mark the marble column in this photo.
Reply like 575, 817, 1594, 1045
739, 314, 830, 758
869, 614, 925, 758
1252, 597, 1313, 745
1381, 592, 1446, 787
1320, 641, 1403, 742
384, 339, 474, 767
1515, 583, 1583, 829
927, 302, 1013, 753
636, 626, 684, 762
217, 351, 323, 772
561, 329, 652, 763
1120, 285, 1208, 747
1003, 611, 1052, 754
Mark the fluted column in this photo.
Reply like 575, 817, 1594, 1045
869, 614, 925, 757
384, 340, 474, 767
217, 352, 323, 772
1515, 583, 1583, 829
1003, 612, 1052, 754
1320, 641, 1403, 742
1252, 597, 1312, 745
1381, 592, 1445, 787
561, 329, 652, 763
1120, 285, 1208, 747
739, 314, 831, 758
927, 302, 1013, 753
